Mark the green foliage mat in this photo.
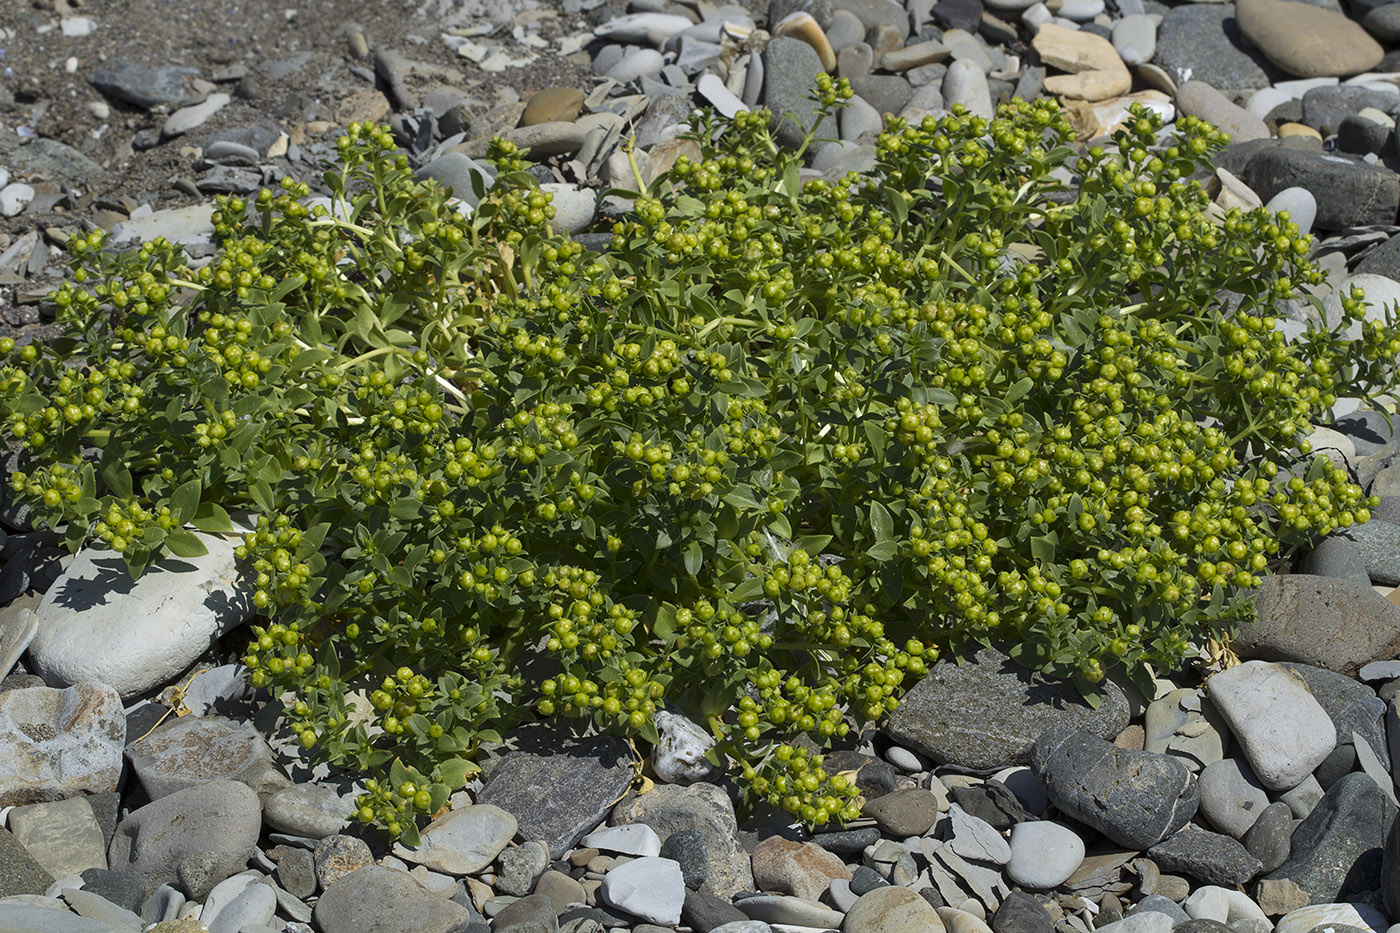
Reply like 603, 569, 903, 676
6, 81, 1400, 842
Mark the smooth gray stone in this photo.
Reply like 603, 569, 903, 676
734, 894, 844, 928
682, 886, 750, 932
1301, 85, 1400, 137
1146, 824, 1263, 887
493, 892, 559, 933
1129, 895, 1190, 925
885, 645, 1130, 770
1300, 536, 1371, 587
108, 781, 261, 894
0, 904, 119, 932
1364, 2, 1400, 39
262, 784, 349, 840
87, 59, 188, 108
992, 891, 1055, 933
207, 881, 277, 933
1265, 771, 1397, 903
1241, 801, 1294, 873
1198, 757, 1271, 839
1152, 5, 1277, 93
827, 9, 866, 47
1264, 186, 1317, 236
1029, 727, 1198, 850
1279, 661, 1389, 773
839, 93, 884, 139
1338, 113, 1393, 155
761, 37, 836, 147
1344, 520, 1400, 587
1243, 147, 1400, 232
1112, 14, 1156, 65
848, 74, 913, 115
61, 886, 144, 932
415, 153, 494, 207
139, 884, 184, 925
313, 866, 469, 933
832, 0, 911, 38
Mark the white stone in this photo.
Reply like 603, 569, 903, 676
943, 60, 994, 119
1055, 0, 1105, 20
1325, 273, 1400, 341
1265, 186, 1316, 236
110, 203, 217, 247
60, 17, 96, 36
1005, 820, 1085, 888
1185, 886, 1269, 925
162, 93, 231, 138
939, 906, 994, 933
539, 183, 596, 235
1023, 3, 1054, 31
594, 13, 695, 45
1096, 912, 1175, 933
394, 804, 517, 875
1245, 86, 1293, 117
1215, 168, 1263, 211
0, 183, 35, 217
1206, 661, 1337, 791
606, 47, 665, 82
28, 536, 254, 700
0, 604, 38, 681
207, 882, 277, 933
697, 73, 748, 118
1273, 76, 1339, 97
200, 872, 260, 931
599, 857, 685, 925
946, 805, 1010, 865
652, 710, 724, 783
1112, 14, 1156, 66
580, 823, 662, 857
1275, 903, 1387, 933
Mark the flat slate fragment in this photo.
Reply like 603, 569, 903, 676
1148, 823, 1264, 886
476, 733, 635, 854
0, 824, 55, 897
883, 644, 1130, 770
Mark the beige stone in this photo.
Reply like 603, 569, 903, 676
1278, 121, 1324, 143
1063, 90, 1172, 140
1237, 0, 1383, 77
1033, 23, 1126, 74
774, 11, 837, 71
1044, 69, 1131, 101
1255, 879, 1312, 917
1214, 167, 1263, 211
882, 40, 951, 71
336, 88, 392, 126
520, 86, 585, 126
846, 888, 947, 933
1033, 24, 1130, 101
751, 835, 852, 902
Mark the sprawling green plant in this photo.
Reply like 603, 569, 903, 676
6, 78, 1400, 842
